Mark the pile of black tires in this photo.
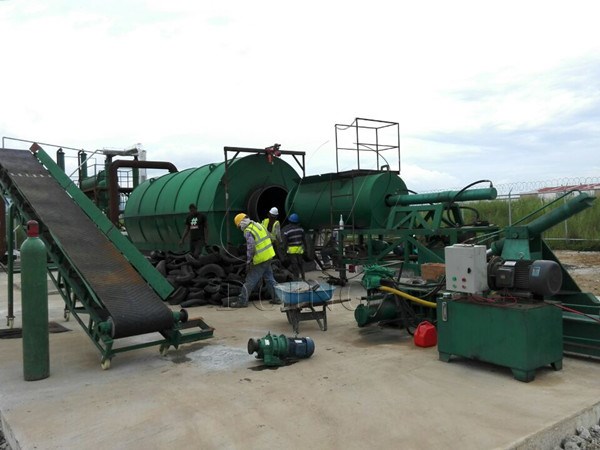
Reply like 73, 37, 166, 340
149, 245, 296, 307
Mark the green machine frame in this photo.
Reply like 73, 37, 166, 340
334, 186, 499, 281
0, 145, 213, 368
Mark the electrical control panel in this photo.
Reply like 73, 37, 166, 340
444, 244, 489, 294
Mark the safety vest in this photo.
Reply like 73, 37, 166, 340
246, 222, 276, 265
261, 218, 280, 243
283, 225, 304, 254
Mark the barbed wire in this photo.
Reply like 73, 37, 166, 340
430, 176, 600, 196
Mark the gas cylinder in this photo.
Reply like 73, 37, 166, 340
21, 220, 50, 380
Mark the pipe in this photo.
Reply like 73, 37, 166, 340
378, 285, 437, 308
525, 193, 594, 237
78, 150, 88, 181
56, 148, 65, 171
108, 160, 178, 225
385, 187, 497, 207
490, 193, 595, 256
6, 203, 15, 328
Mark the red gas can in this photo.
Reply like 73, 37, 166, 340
414, 321, 437, 347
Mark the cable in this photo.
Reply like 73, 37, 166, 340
545, 301, 600, 324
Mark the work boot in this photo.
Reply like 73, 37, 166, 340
223, 296, 248, 308
229, 301, 248, 308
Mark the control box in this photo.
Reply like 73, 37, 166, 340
444, 244, 488, 294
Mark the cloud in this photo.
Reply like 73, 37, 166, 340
1, 0, 600, 195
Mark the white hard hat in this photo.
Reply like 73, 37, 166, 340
269, 207, 279, 216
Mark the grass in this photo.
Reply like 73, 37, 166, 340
462, 194, 600, 251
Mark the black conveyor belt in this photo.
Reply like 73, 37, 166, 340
0, 149, 174, 338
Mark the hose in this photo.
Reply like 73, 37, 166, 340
378, 285, 437, 309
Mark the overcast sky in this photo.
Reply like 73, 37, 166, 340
1, 0, 599, 194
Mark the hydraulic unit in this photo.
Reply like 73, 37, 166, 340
438, 244, 564, 382
437, 298, 563, 382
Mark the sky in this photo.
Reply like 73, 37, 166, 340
1, 0, 600, 195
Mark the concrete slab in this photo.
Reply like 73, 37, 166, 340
1, 271, 600, 449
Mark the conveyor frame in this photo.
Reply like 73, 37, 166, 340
0, 145, 213, 368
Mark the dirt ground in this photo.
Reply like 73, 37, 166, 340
554, 250, 600, 295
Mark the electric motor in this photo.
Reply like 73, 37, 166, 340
488, 258, 562, 296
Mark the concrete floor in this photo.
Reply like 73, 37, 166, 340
1, 271, 600, 450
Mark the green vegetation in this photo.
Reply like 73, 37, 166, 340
462, 194, 600, 251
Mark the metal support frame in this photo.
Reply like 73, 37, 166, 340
222, 145, 306, 244
334, 118, 400, 173
330, 118, 401, 256
0, 145, 214, 368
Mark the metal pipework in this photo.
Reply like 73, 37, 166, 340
490, 193, 595, 255
107, 159, 178, 226
524, 192, 594, 237
385, 187, 497, 207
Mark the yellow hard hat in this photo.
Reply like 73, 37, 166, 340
234, 213, 247, 227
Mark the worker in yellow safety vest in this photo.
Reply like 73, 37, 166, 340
227, 213, 279, 308
261, 206, 282, 260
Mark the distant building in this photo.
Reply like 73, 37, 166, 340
521, 183, 600, 200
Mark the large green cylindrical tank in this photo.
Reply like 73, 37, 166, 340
285, 171, 408, 230
123, 155, 299, 250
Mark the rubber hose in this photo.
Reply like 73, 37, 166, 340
378, 286, 437, 308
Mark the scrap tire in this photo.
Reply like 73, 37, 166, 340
167, 286, 189, 305
196, 263, 226, 279
155, 260, 167, 276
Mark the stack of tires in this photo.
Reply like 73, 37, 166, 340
150, 246, 295, 307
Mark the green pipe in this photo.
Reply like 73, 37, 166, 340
526, 193, 594, 236
490, 193, 595, 256
132, 166, 139, 188
21, 220, 49, 381
56, 148, 65, 171
6, 203, 14, 327
78, 150, 88, 181
386, 187, 497, 206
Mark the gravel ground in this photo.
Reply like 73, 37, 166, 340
558, 423, 600, 450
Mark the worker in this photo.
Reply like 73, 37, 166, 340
179, 203, 208, 257
320, 229, 340, 269
229, 213, 280, 308
261, 206, 282, 260
281, 213, 307, 281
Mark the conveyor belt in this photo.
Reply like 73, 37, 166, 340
0, 149, 174, 338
